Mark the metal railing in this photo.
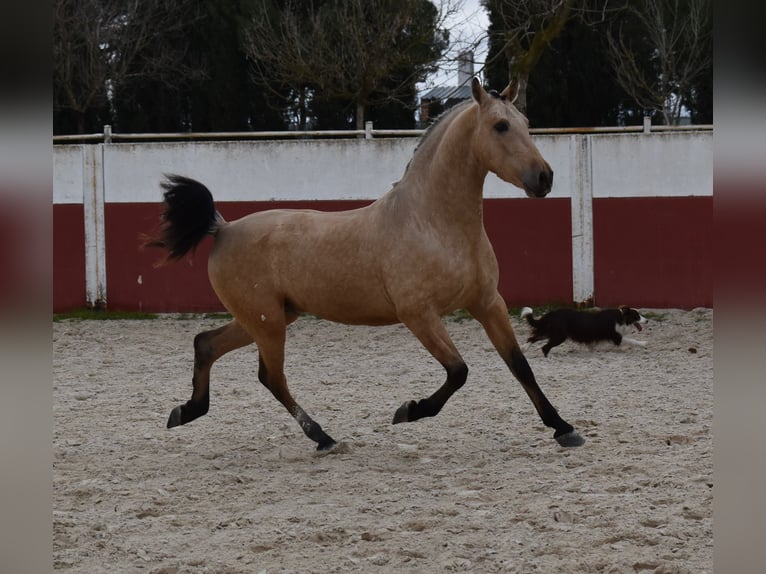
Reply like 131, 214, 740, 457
53, 119, 713, 144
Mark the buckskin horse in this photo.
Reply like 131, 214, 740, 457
145, 78, 585, 451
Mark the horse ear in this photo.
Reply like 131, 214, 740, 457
500, 79, 520, 104
471, 77, 486, 104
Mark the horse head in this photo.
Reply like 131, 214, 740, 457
470, 77, 553, 198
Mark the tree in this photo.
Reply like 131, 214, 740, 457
605, 0, 712, 125
683, 60, 712, 124
54, 0, 118, 133
240, 0, 451, 129
53, 0, 203, 134
482, 1, 627, 115
113, 0, 288, 132
526, 16, 643, 127
482, 0, 578, 114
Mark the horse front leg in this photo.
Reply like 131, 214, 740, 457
167, 320, 252, 428
393, 313, 468, 424
469, 294, 585, 447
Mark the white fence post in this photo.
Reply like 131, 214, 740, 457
82, 144, 107, 309
643, 115, 651, 134
571, 134, 594, 305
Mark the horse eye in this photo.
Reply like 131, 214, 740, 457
494, 121, 509, 133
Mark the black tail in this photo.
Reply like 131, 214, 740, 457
143, 175, 222, 263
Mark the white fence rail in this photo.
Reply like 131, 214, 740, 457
53, 121, 712, 144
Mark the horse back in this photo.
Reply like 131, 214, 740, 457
208, 206, 401, 324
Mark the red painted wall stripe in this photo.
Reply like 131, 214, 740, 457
484, 198, 572, 306
54, 196, 712, 312
53, 204, 87, 312
593, 196, 713, 308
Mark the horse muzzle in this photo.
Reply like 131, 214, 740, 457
522, 166, 553, 198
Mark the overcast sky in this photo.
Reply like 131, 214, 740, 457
419, 0, 490, 91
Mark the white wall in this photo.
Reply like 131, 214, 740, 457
53, 131, 713, 205
590, 132, 714, 198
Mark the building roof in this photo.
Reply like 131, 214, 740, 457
420, 85, 472, 101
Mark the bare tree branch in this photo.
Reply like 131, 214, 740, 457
606, 0, 712, 125
53, 0, 204, 133
241, 0, 453, 129
482, 0, 624, 113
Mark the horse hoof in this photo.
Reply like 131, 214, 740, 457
555, 430, 585, 447
392, 400, 416, 424
316, 440, 338, 452
167, 406, 183, 428
316, 440, 350, 455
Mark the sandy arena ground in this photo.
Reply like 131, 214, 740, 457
53, 308, 712, 573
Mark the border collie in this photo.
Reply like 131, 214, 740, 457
520, 306, 648, 357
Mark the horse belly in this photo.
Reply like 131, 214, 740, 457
286, 270, 399, 326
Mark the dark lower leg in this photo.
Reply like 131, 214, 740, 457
471, 294, 583, 446
292, 405, 337, 451
508, 347, 582, 445
392, 361, 468, 423
166, 338, 211, 427
393, 315, 468, 425
259, 356, 336, 450
167, 393, 209, 428
168, 321, 251, 428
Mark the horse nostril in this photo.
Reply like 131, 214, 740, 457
523, 166, 554, 197
539, 169, 553, 190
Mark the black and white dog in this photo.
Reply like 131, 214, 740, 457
520, 306, 648, 357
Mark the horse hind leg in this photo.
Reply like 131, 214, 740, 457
393, 313, 468, 424
249, 309, 337, 451
167, 320, 253, 428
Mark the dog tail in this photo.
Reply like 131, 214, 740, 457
520, 306, 537, 327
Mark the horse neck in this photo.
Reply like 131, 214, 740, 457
408, 106, 487, 224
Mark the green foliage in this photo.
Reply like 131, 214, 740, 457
53, 309, 159, 322
112, 0, 288, 132
54, 1, 712, 134
685, 67, 713, 124
642, 311, 668, 322
527, 19, 644, 127
53, 310, 235, 322
54, 0, 446, 134
243, 0, 447, 129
